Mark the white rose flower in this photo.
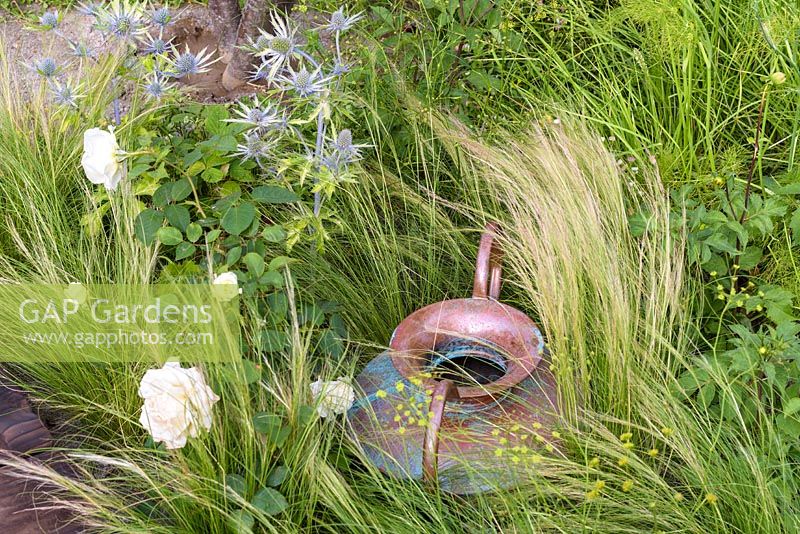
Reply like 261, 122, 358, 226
212, 271, 241, 301
138, 362, 220, 449
310, 377, 355, 418
81, 127, 123, 191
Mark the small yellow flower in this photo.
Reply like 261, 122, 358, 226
770, 71, 787, 85
532, 422, 542, 429
673, 492, 684, 502
661, 426, 674, 438
410, 377, 422, 386
395, 403, 403, 411
623, 441, 634, 450
620, 432, 633, 442
647, 448, 659, 458
407, 417, 416, 425
530, 454, 543, 464
520, 434, 529, 441
618, 457, 629, 467
594, 480, 606, 491
394, 415, 401, 422
534, 434, 545, 443
511, 424, 521, 432
417, 418, 427, 427
376, 390, 387, 399
395, 381, 405, 392
622, 479, 634, 492
511, 455, 521, 464
491, 428, 501, 436
756, 304, 763, 312
434, 394, 445, 401
404, 410, 411, 417
397, 427, 406, 435
499, 437, 508, 445
551, 431, 561, 439
704, 493, 718, 505
588, 457, 600, 468
544, 443, 554, 452
494, 448, 504, 457
427, 411, 435, 419
586, 489, 599, 501
709, 271, 717, 277
758, 346, 767, 355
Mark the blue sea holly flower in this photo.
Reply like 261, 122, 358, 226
142, 34, 172, 55
143, 73, 174, 99
168, 45, 218, 78
234, 131, 277, 167
77, 2, 102, 17
39, 11, 61, 30
69, 41, 96, 59
97, 0, 146, 42
150, 7, 171, 28
281, 65, 330, 98
31, 58, 59, 79
49, 80, 83, 107
254, 11, 300, 81
226, 98, 280, 130
326, 7, 363, 33
243, 33, 271, 55
331, 129, 368, 164
331, 61, 351, 77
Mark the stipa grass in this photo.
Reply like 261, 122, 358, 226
0, 39, 156, 285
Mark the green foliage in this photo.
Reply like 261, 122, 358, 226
635, 176, 800, 457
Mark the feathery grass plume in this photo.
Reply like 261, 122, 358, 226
0, 39, 155, 284
447, 120, 686, 420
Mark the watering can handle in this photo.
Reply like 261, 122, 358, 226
473, 222, 502, 300
422, 379, 459, 484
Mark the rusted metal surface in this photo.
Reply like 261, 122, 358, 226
347, 224, 561, 494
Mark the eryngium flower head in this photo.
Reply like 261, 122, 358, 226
331, 61, 351, 77
49, 80, 83, 107
31, 58, 60, 79
77, 1, 102, 17
143, 73, 174, 100
167, 45, 218, 78
69, 40, 96, 58
326, 7, 363, 33
324, 129, 368, 171
281, 65, 330, 98
226, 98, 280, 130
252, 11, 300, 80
97, 0, 146, 42
234, 131, 277, 167
150, 7, 171, 28
39, 11, 61, 30
142, 34, 172, 55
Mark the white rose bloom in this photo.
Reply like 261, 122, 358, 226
138, 362, 220, 449
213, 271, 238, 285
81, 127, 123, 191
310, 377, 355, 418
212, 271, 241, 301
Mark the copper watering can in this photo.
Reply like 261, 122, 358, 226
347, 224, 560, 494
